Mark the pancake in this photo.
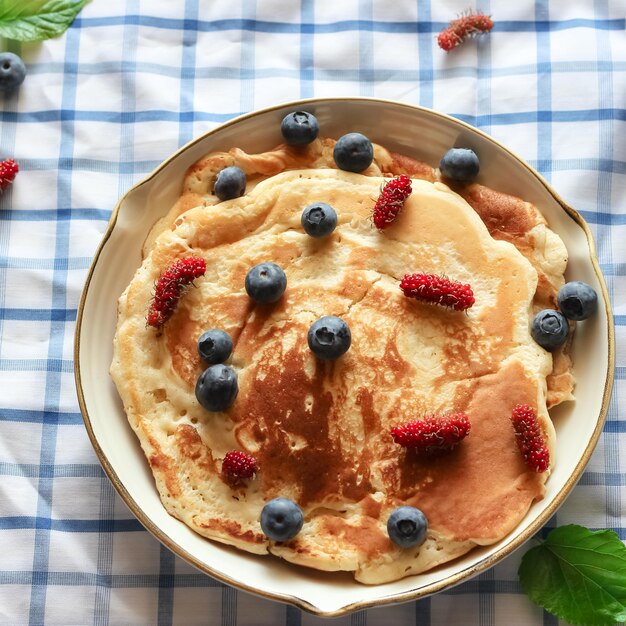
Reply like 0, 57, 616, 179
112, 169, 558, 583
143, 138, 573, 407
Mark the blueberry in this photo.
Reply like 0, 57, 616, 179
301, 202, 337, 238
387, 506, 428, 548
531, 309, 569, 351
198, 329, 233, 364
0, 53, 26, 93
307, 316, 351, 360
439, 148, 480, 183
280, 111, 319, 146
214, 166, 246, 201
557, 281, 598, 321
195, 364, 238, 411
245, 262, 287, 304
260, 498, 304, 542
333, 133, 374, 173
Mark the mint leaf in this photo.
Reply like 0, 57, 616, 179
519, 525, 626, 626
0, 0, 90, 42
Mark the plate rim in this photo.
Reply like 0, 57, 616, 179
74, 96, 616, 617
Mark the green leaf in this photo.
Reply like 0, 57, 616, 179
0, 0, 91, 42
519, 525, 626, 626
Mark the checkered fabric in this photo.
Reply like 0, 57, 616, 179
0, 1, 624, 624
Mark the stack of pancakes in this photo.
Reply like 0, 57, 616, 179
111, 138, 572, 583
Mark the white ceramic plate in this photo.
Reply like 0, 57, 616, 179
75, 98, 615, 617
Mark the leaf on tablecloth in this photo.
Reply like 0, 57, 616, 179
519, 525, 626, 626
0, 0, 91, 42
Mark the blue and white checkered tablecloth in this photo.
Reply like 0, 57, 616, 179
0, 1, 624, 624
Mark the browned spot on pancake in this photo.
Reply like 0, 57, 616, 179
280, 141, 323, 161
386, 151, 436, 181
356, 387, 380, 437
389, 360, 544, 542
186, 154, 231, 180
175, 192, 205, 221
347, 244, 376, 268
219, 296, 255, 344
535, 272, 559, 310
270, 241, 303, 267
166, 308, 202, 387
381, 330, 413, 382
546, 371, 575, 408
229, 261, 254, 295
146, 434, 181, 498
437, 324, 495, 384
322, 515, 391, 559
189, 202, 274, 251
453, 183, 536, 238
230, 304, 282, 363
484, 280, 525, 342
175, 424, 217, 473
547, 333, 575, 407
195, 518, 265, 544
233, 328, 372, 506
361, 495, 383, 520
336, 271, 373, 306
150, 247, 194, 275
149, 451, 168, 470
241, 142, 323, 176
